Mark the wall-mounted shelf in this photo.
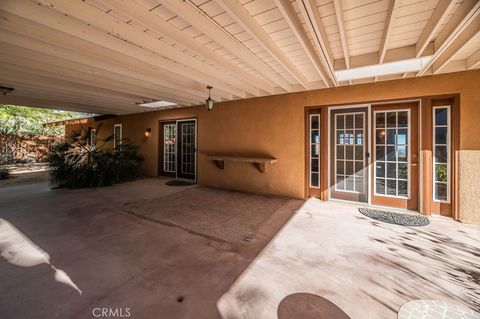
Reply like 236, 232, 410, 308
204, 154, 277, 173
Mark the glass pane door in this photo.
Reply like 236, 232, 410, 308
374, 110, 409, 198
335, 112, 365, 193
163, 124, 176, 173
330, 108, 368, 203
370, 102, 419, 210
180, 122, 195, 176
177, 120, 196, 180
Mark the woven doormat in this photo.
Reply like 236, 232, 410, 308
165, 180, 195, 187
358, 207, 430, 226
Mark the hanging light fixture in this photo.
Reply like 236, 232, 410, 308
205, 86, 214, 111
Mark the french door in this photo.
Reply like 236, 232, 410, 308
370, 103, 419, 210
159, 119, 197, 181
330, 108, 369, 202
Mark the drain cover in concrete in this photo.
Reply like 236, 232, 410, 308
358, 208, 429, 226
398, 300, 480, 319
165, 180, 195, 186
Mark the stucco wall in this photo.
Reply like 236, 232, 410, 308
74, 70, 480, 223
458, 151, 480, 223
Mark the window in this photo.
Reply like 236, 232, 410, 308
433, 106, 450, 202
89, 128, 96, 147
335, 112, 365, 193
374, 110, 409, 198
310, 114, 320, 188
163, 124, 176, 173
114, 124, 122, 150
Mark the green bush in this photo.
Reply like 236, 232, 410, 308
48, 127, 143, 188
0, 166, 9, 180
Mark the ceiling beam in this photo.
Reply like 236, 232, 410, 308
374, 0, 400, 82
161, 0, 294, 92
467, 49, 480, 69
8, 86, 137, 113
0, 66, 143, 105
0, 95, 126, 115
0, 40, 199, 104
379, 0, 400, 64
418, 0, 480, 76
101, 0, 274, 95
0, 51, 197, 106
416, 0, 458, 57
3, 81, 141, 112
332, 0, 349, 69
0, 9, 229, 102
216, 0, 311, 90
273, 0, 331, 87
295, 0, 338, 86
432, 14, 480, 73
0, 83, 142, 115
35, 0, 254, 98
335, 44, 433, 70
0, 0, 245, 99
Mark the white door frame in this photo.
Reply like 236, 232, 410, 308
175, 118, 197, 182
160, 118, 197, 182
326, 99, 422, 211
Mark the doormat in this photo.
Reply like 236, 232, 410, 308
358, 208, 430, 226
165, 180, 195, 187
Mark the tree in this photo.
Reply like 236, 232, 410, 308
0, 104, 84, 135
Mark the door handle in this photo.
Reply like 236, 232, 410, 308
409, 163, 418, 167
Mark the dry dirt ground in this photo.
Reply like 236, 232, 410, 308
0, 163, 49, 187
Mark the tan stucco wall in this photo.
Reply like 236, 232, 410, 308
70, 70, 480, 223
458, 151, 480, 223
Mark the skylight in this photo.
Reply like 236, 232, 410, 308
335, 56, 433, 82
139, 101, 177, 108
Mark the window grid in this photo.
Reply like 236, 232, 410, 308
374, 110, 409, 198
334, 112, 365, 193
113, 124, 122, 151
433, 106, 450, 202
163, 124, 176, 173
310, 114, 320, 188
181, 123, 195, 175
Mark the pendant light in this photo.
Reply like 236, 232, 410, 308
205, 86, 214, 111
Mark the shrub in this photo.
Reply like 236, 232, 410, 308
48, 127, 143, 188
0, 166, 9, 180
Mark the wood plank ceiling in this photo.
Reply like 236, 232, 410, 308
0, 0, 479, 114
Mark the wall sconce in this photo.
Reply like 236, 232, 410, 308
144, 128, 152, 138
205, 85, 214, 111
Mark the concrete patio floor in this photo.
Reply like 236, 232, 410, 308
0, 178, 479, 318
218, 199, 480, 319
0, 178, 302, 319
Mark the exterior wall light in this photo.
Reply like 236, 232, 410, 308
144, 128, 152, 138
205, 86, 214, 111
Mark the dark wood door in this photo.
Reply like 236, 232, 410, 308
370, 102, 419, 210
330, 108, 369, 202
177, 120, 196, 180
